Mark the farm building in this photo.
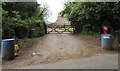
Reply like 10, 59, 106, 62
47, 16, 70, 26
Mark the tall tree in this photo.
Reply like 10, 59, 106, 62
60, 2, 120, 34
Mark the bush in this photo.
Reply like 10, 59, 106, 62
2, 26, 15, 39
2, 10, 46, 39
60, 2, 120, 34
14, 26, 29, 39
2, 2, 48, 39
115, 30, 120, 36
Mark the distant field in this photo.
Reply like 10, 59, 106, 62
59, 28, 73, 32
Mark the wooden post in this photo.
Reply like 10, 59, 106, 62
44, 24, 47, 34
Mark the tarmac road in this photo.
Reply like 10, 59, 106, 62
15, 54, 118, 69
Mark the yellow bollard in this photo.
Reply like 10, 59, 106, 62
14, 44, 20, 56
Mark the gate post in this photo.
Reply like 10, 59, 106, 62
44, 24, 47, 34
64, 24, 66, 32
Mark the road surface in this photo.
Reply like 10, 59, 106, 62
15, 54, 118, 69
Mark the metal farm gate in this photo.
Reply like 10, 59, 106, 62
46, 24, 73, 34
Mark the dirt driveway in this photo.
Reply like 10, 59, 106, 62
2, 33, 118, 69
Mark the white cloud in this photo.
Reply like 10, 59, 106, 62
37, 0, 66, 23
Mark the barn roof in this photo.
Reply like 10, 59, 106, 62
55, 17, 70, 25
47, 17, 70, 26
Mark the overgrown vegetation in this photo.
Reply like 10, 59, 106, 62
60, 2, 120, 35
2, 2, 48, 39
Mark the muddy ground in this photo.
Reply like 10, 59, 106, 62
2, 33, 119, 69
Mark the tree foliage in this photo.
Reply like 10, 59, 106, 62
2, 2, 48, 39
60, 2, 120, 35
